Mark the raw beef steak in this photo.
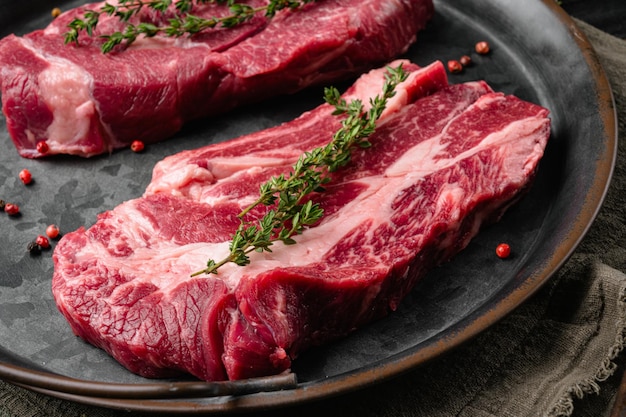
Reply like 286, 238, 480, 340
52, 60, 551, 381
0, 0, 434, 158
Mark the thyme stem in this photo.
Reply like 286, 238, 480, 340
64, 0, 315, 53
190, 64, 408, 276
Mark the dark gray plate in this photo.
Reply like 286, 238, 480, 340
0, 0, 617, 413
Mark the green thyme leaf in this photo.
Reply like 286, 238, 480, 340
63, 0, 316, 52
190, 64, 408, 277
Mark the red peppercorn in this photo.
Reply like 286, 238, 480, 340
447, 60, 463, 74
46, 224, 60, 239
4, 203, 20, 216
36, 141, 49, 154
495, 243, 511, 259
35, 235, 50, 249
459, 55, 472, 67
19, 169, 33, 185
130, 140, 145, 152
475, 41, 490, 55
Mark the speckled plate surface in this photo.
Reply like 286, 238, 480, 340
0, 0, 617, 413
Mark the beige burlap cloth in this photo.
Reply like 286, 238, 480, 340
1, 18, 625, 417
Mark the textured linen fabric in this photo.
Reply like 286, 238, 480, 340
1, 18, 626, 417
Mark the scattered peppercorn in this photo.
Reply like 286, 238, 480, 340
51, 7, 62, 18
4, 203, 20, 216
19, 168, 33, 185
0, 199, 5, 210
27, 241, 41, 255
35, 235, 51, 249
459, 55, 472, 67
496, 243, 511, 259
46, 224, 61, 239
36, 141, 49, 154
130, 140, 145, 152
447, 60, 463, 74
475, 41, 490, 55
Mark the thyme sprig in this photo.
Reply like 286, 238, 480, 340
64, 0, 314, 53
191, 64, 408, 276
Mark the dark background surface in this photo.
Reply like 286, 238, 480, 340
561, 0, 626, 38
